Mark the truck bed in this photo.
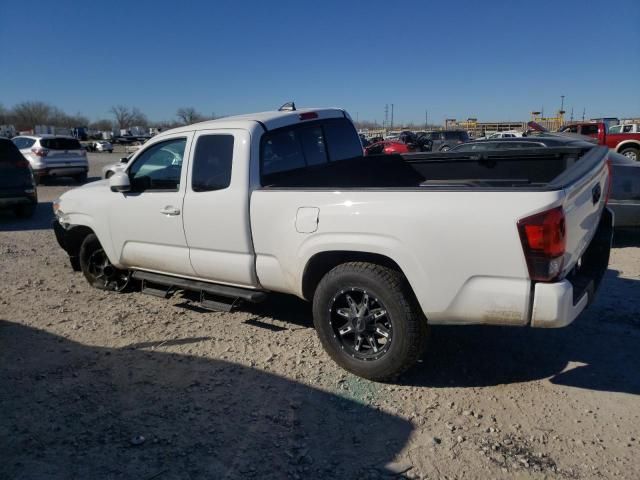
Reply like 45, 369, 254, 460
260, 145, 605, 191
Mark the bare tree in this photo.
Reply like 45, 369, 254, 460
110, 105, 132, 129
129, 107, 148, 127
11, 101, 54, 130
176, 107, 203, 125
110, 105, 148, 129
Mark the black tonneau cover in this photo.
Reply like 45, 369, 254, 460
260, 145, 608, 191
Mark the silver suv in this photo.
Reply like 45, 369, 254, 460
12, 135, 88, 184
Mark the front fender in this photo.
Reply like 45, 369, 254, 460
58, 212, 121, 268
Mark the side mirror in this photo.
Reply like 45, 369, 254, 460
120, 157, 129, 163
109, 171, 131, 192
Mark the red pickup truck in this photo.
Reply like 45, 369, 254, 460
559, 122, 640, 160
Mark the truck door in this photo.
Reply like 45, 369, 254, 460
108, 133, 196, 276
182, 129, 258, 287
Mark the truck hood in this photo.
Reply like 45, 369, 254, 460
58, 179, 109, 206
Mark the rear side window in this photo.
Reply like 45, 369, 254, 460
0, 139, 26, 164
323, 119, 362, 161
12, 137, 35, 150
40, 138, 82, 150
260, 118, 362, 181
580, 125, 599, 136
191, 134, 234, 192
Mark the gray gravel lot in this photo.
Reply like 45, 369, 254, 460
1, 152, 639, 479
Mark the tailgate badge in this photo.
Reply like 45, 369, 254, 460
591, 184, 602, 204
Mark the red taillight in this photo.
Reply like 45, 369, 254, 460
299, 112, 318, 121
31, 147, 49, 157
517, 206, 566, 281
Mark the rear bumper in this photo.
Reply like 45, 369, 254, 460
0, 196, 36, 207
34, 165, 88, 177
531, 208, 613, 328
0, 189, 37, 207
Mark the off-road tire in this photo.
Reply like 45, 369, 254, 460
312, 262, 428, 381
619, 146, 639, 162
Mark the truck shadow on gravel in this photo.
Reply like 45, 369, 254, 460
0, 202, 53, 232
0, 321, 411, 480
401, 269, 640, 395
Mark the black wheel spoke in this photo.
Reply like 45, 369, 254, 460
338, 321, 353, 336
375, 325, 391, 339
354, 335, 363, 351
329, 288, 392, 361
366, 335, 378, 353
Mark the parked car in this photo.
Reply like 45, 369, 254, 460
53, 106, 612, 381
364, 140, 417, 155
94, 141, 114, 153
558, 122, 640, 160
607, 151, 640, 228
416, 130, 469, 151
0, 137, 37, 218
480, 130, 523, 140
102, 156, 131, 179
364, 132, 432, 156
12, 135, 88, 184
449, 137, 640, 228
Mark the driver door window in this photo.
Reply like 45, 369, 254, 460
129, 138, 187, 191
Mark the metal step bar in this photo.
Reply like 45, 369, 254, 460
132, 270, 267, 306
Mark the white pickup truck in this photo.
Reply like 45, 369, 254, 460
53, 105, 613, 380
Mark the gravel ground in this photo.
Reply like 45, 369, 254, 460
1, 153, 639, 479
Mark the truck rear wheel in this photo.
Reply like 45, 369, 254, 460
619, 146, 639, 161
312, 262, 427, 381
79, 234, 130, 291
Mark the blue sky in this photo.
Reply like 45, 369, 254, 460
1, 0, 639, 124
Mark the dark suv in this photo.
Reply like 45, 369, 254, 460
417, 130, 469, 151
0, 137, 37, 218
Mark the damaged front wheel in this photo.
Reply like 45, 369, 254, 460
79, 234, 130, 291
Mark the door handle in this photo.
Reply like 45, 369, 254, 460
160, 206, 181, 216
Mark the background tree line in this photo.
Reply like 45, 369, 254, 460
0, 101, 219, 132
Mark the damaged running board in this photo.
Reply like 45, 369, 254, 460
132, 270, 267, 312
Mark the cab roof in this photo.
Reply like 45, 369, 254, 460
157, 108, 348, 137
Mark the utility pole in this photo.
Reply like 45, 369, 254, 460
425, 109, 428, 130
384, 104, 389, 129
570, 107, 574, 122
391, 104, 394, 130
560, 95, 565, 113
582, 108, 586, 121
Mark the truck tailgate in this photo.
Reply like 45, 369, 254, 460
560, 146, 610, 277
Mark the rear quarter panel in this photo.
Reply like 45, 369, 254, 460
250, 188, 562, 325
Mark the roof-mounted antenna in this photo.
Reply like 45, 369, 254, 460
278, 102, 296, 112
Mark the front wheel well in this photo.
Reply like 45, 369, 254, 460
64, 225, 95, 258
302, 251, 407, 301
